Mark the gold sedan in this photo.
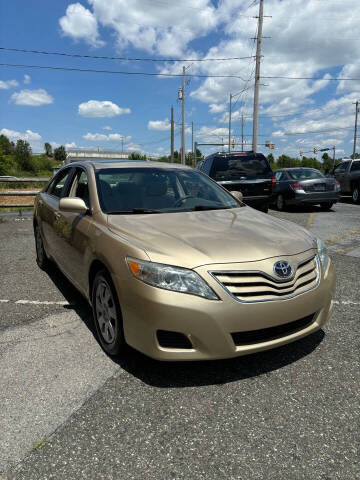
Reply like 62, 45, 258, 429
33, 160, 335, 360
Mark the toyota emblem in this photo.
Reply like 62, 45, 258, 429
273, 261, 293, 279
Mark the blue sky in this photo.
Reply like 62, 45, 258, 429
1, 0, 359, 158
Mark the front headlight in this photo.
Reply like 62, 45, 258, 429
317, 238, 329, 270
126, 257, 219, 300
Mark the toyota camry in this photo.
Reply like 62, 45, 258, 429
33, 160, 335, 360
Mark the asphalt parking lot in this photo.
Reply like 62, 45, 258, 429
0, 201, 359, 480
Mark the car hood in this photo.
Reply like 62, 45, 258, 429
107, 206, 316, 269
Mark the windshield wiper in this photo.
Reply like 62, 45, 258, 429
107, 208, 162, 214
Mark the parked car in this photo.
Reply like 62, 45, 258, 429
34, 160, 335, 361
333, 158, 360, 203
196, 151, 274, 213
273, 167, 341, 210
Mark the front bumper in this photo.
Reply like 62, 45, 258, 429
114, 251, 335, 361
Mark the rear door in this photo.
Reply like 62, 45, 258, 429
334, 161, 351, 192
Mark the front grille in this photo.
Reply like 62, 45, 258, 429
157, 330, 193, 349
210, 255, 319, 302
231, 313, 316, 345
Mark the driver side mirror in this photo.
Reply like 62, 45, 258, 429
230, 190, 243, 202
59, 197, 88, 214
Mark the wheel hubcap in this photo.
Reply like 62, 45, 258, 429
354, 188, 359, 202
95, 280, 117, 344
277, 196, 283, 209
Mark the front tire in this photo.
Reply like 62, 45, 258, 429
352, 184, 360, 204
92, 270, 125, 356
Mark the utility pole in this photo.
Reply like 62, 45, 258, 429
228, 93, 232, 153
191, 121, 194, 166
194, 141, 198, 166
241, 115, 244, 152
170, 106, 174, 163
353, 100, 359, 159
332, 145, 336, 170
252, 0, 264, 153
181, 66, 186, 165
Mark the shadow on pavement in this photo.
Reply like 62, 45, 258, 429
45, 263, 325, 389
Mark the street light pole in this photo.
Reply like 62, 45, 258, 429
353, 100, 359, 159
170, 105, 174, 163
252, 0, 264, 153
228, 93, 232, 153
181, 66, 186, 165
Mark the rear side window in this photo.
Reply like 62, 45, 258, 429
210, 154, 272, 180
335, 162, 350, 173
350, 161, 360, 172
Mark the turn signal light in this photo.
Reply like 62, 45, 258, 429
271, 176, 277, 189
334, 181, 340, 191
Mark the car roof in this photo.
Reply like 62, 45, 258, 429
67, 159, 192, 171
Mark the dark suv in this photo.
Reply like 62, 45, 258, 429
196, 151, 274, 212
333, 159, 360, 203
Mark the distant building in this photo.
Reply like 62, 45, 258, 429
65, 148, 131, 164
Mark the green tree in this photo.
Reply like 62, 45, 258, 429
267, 153, 276, 170
54, 145, 67, 163
0, 147, 14, 175
44, 142, 53, 157
14, 139, 33, 171
0, 134, 14, 155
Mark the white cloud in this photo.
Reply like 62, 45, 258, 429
24, 74, 31, 85
78, 100, 131, 118
10, 89, 53, 106
103, 125, 112, 130
0, 128, 43, 151
0, 79, 19, 90
86, 0, 217, 56
83, 132, 131, 142
148, 118, 171, 131
59, 2, 104, 47
50, 141, 60, 149
209, 104, 226, 114
65, 142, 77, 149
0, 128, 41, 142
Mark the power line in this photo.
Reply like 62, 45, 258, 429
262, 75, 360, 81
0, 47, 256, 63
0, 63, 247, 79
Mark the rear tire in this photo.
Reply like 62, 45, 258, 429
352, 184, 360, 204
276, 194, 285, 211
34, 225, 52, 271
320, 202, 334, 210
92, 270, 125, 356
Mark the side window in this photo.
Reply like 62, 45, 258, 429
335, 162, 349, 173
350, 162, 360, 172
69, 169, 90, 207
275, 171, 283, 181
48, 168, 72, 198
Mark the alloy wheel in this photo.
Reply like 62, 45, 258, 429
353, 186, 359, 203
95, 279, 118, 344
277, 194, 285, 211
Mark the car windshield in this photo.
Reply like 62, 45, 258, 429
211, 154, 272, 180
96, 167, 242, 214
288, 168, 324, 180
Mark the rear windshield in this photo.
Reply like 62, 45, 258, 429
288, 169, 324, 180
210, 154, 272, 180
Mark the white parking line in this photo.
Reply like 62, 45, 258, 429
15, 300, 70, 306
0, 299, 70, 306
